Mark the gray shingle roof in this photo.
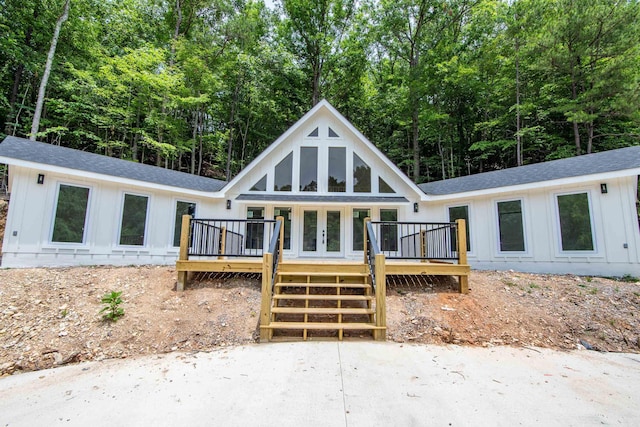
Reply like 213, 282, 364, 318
0, 136, 226, 192
419, 146, 640, 196
236, 194, 409, 203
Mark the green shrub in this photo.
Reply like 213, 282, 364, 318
100, 291, 124, 321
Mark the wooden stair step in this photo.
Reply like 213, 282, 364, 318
261, 322, 384, 330
278, 272, 368, 277
271, 307, 374, 315
273, 294, 373, 301
275, 282, 369, 289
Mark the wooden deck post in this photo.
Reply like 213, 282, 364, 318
456, 219, 469, 294
276, 216, 285, 259
363, 217, 371, 264
259, 252, 274, 342
177, 214, 191, 292
420, 229, 427, 262
374, 253, 386, 341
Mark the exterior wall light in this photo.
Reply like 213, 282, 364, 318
226, 199, 232, 209
600, 183, 608, 194
414, 202, 419, 213
37, 174, 45, 184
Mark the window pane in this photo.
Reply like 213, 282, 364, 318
173, 201, 193, 247
328, 147, 346, 192
250, 175, 267, 191
52, 184, 89, 243
326, 210, 341, 252
274, 152, 292, 191
120, 194, 148, 246
557, 193, 594, 251
380, 209, 398, 252
497, 200, 525, 252
303, 210, 317, 251
308, 127, 319, 137
379, 177, 395, 194
448, 206, 470, 252
299, 147, 318, 191
274, 207, 292, 250
246, 207, 264, 250
328, 127, 339, 138
352, 208, 370, 250
353, 153, 371, 193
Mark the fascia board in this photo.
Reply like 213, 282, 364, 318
422, 168, 640, 202
2, 157, 225, 199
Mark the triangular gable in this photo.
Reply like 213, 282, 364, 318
223, 100, 424, 201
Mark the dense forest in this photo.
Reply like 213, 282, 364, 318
1, 0, 639, 183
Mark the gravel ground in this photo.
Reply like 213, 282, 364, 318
1, 266, 638, 376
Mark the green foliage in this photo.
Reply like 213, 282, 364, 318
0, 0, 638, 181
100, 291, 124, 321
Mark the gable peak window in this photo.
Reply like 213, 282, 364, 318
353, 153, 371, 193
328, 147, 346, 192
328, 127, 340, 138
308, 127, 319, 137
274, 152, 293, 191
250, 174, 267, 191
300, 147, 318, 191
379, 177, 395, 194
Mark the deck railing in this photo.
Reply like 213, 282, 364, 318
370, 221, 461, 261
188, 218, 278, 258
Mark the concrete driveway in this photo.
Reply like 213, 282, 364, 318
1, 342, 639, 426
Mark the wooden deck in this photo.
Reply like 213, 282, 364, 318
175, 215, 470, 342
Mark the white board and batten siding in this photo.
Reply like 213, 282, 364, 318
1, 165, 225, 267
0, 100, 639, 277
422, 176, 640, 276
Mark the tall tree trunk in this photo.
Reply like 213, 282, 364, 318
225, 73, 242, 181
312, 57, 321, 106
30, 0, 70, 141
570, 57, 581, 155
170, 0, 182, 67
5, 7, 36, 135
197, 112, 203, 176
515, 29, 522, 166
190, 108, 198, 174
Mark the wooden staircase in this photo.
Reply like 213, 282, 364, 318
260, 261, 385, 341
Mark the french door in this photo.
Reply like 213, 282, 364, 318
300, 208, 344, 257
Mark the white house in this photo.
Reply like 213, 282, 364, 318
1, 100, 639, 277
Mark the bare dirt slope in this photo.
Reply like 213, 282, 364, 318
1, 266, 638, 376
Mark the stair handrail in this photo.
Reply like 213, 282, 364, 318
267, 217, 284, 291
365, 218, 387, 341
259, 216, 284, 342
365, 219, 381, 292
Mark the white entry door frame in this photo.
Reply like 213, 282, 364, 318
299, 207, 345, 257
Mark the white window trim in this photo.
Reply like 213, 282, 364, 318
116, 191, 151, 248
349, 207, 372, 254
494, 197, 530, 256
553, 190, 598, 255
446, 203, 473, 256
171, 199, 197, 248
48, 181, 93, 247
273, 205, 295, 253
